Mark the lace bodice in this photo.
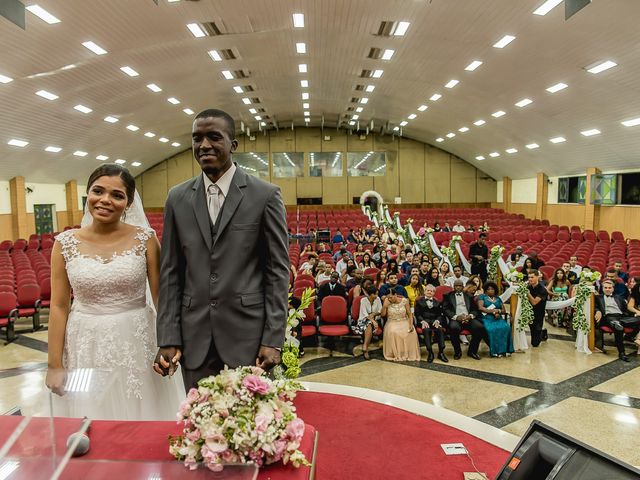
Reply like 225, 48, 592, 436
387, 300, 409, 323
57, 227, 154, 308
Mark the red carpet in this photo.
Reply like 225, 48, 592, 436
294, 391, 510, 480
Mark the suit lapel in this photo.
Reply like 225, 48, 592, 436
191, 175, 213, 251
213, 166, 247, 248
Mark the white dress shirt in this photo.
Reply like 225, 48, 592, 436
446, 275, 469, 288
603, 295, 622, 315
454, 292, 470, 319
203, 163, 236, 225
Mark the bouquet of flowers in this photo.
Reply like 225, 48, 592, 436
169, 367, 310, 471
579, 270, 602, 283
448, 237, 462, 265
451, 235, 462, 243
505, 269, 524, 284
488, 245, 504, 282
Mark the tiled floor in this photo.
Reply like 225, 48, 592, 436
1, 316, 639, 468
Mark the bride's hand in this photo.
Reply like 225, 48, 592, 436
154, 347, 182, 376
45, 368, 66, 396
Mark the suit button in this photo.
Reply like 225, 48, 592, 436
210, 273, 218, 282
210, 301, 218, 308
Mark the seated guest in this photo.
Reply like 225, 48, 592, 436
333, 245, 351, 263
387, 259, 400, 277
625, 279, 640, 349
299, 254, 318, 274
381, 287, 421, 362
335, 249, 351, 276
441, 222, 451, 232
613, 260, 629, 283
414, 284, 448, 363
601, 268, 629, 299
346, 268, 364, 293
464, 279, 478, 297
477, 282, 513, 357
509, 246, 524, 263
469, 275, 484, 296
374, 249, 389, 267
506, 252, 522, 271
467, 224, 475, 232
562, 261, 579, 285
569, 255, 582, 275
401, 251, 414, 275
359, 252, 376, 270
405, 273, 425, 309
317, 271, 347, 304
452, 221, 465, 233
400, 266, 421, 287
375, 269, 387, 290
446, 264, 469, 288
595, 279, 640, 362
527, 270, 548, 347
316, 263, 332, 285
547, 268, 571, 326
418, 260, 432, 285
341, 263, 357, 286
527, 251, 545, 270
378, 272, 408, 301
439, 262, 453, 283
302, 243, 314, 254
346, 229, 358, 243
425, 267, 443, 288
443, 279, 484, 360
432, 256, 441, 270
332, 229, 345, 244
433, 222, 442, 232
353, 285, 383, 360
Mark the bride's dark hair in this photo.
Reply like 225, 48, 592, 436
87, 164, 136, 206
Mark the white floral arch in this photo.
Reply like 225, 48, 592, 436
359, 190, 384, 217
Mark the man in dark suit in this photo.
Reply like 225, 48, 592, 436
317, 271, 347, 304
468, 233, 489, 282
155, 109, 290, 391
443, 279, 484, 360
527, 269, 548, 347
414, 284, 448, 363
595, 279, 640, 362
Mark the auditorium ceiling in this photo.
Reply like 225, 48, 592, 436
1, 0, 639, 183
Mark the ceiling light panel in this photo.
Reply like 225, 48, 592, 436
458, 127, 469, 132
550, 136, 566, 143
381, 49, 395, 60
298, 64, 307, 73
131, 161, 142, 167
25, 5, 61, 24
36, 90, 58, 100
208, 50, 222, 61
492, 110, 506, 117
444, 79, 459, 88
73, 150, 88, 157
446, 132, 455, 138
533, 0, 563, 16
408, 114, 417, 120
430, 94, 442, 101
546, 82, 568, 93
8, 139, 29, 147
360, 98, 369, 104
489, 152, 500, 157
104, 116, 118, 123
242, 97, 251, 104
435, 137, 444, 142
621, 117, 640, 127
96, 155, 109, 160
144, 132, 156, 138
417, 105, 428, 111
233, 86, 244, 93
82, 41, 107, 55
474, 119, 486, 126
465, 60, 483, 71
365, 85, 375, 92
300, 80, 309, 87
586, 60, 617, 74
183, 108, 194, 115
301, 92, 309, 100
372, 69, 383, 78
581, 128, 601, 136
167, 97, 180, 104
393, 21, 410, 36
115, 159, 126, 164
126, 125, 139, 131
292, 13, 304, 28
0, 74, 13, 83
159, 137, 169, 143
146, 83, 162, 92
74, 104, 92, 113
476, 156, 485, 160
526, 143, 540, 149
296, 43, 307, 54
222, 70, 234, 79
493, 35, 516, 48
400, 121, 408, 126
45, 146, 61, 152
171, 142, 181, 147
186, 23, 206, 38
506, 148, 518, 154
515, 98, 533, 107
120, 66, 139, 77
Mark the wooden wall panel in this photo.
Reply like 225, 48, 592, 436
296, 177, 323, 198
271, 178, 297, 205
321, 129, 347, 152
599, 206, 640, 240
373, 135, 399, 202
0, 214, 13, 240
347, 133, 374, 152
424, 147, 451, 203
450, 157, 477, 202
348, 176, 373, 205
510, 203, 537, 219
167, 151, 195, 189
398, 138, 424, 204
322, 177, 348, 205
545, 204, 585, 228
476, 173, 497, 203
142, 163, 168, 208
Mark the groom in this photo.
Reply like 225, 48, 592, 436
154, 109, 290, 391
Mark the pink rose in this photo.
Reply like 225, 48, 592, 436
273, 439, 287, 460
186, 388, 199, 403
205, 434, 228, 453
178, 400, 191, 418
274, 408, 283, 421
285, 418, 305, 440
186, 429, 201, 442
221, 449, 237, 462
255, 414, 269, 433
242, 375, 270, 395
251, 366, 265, 376
200, 445, 216, 462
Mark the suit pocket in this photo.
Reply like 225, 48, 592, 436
182, 294, 192, 309
241, 293, 264, 307
230, 222, 259, 231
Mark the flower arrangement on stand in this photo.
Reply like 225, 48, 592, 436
488, 245, 504, 283
572, 271, 601, 333
449, 236, 462, 266
514, 282, 534, 331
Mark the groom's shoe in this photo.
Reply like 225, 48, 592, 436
437, 352, 449, 363
427, 351, 435, 363
619, 353, 630, 362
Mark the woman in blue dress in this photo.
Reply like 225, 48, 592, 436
477, 282, 514, 357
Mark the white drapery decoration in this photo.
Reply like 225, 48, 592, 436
428, 233, 453, 270
455, 241, 472, 273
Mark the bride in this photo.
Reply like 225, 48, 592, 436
45, 164, 184, 420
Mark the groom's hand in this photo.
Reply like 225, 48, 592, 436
256, 346, 281, 371
154, 347, 182, 376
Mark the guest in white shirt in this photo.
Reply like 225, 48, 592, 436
353, 285, 383, 360
452, 221, 466, 233
569, 255, 582, 275
446, 265, 469, 288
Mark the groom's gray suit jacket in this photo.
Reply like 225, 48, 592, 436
156, 165, 289, 370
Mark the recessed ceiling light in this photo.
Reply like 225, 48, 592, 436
393, 21, 410, 36
159, 137, 169, 143
360, 98, 369, 104
351, 114, 359, 120
506, 148, 518, 154
131, 161, 142, 167
526, 143, 540, 149
296, 42, 307, 54
8, 139, 28, 147
550, 136, 566, 143
171, 142, 181, 147
74, 104, 92, 113
302, 103, 310, 109
147, 83, 162, 92
381, 49, 395, 60
298, 64, 308, 73
459, 127, 469, 132
407, 114, 417, 120
300, 80, 309, 88
45, 146, 61, 153
36, 90, 59, 100
115, 159, 126, 164
168, 97, 180, 105
586, 60, 617, 74
465, 60, 483, 71
96, 155, 109, 161
533, 0, 563, 15
393, 126, 400, 132
446, 132, 455, 138
546, 82, 568, 93
292, 13, 305, 28
120, 66, 139, 77
183, 108, 194, 115
126, 125, 139, 131
435, 137, 444, 142
222, 70, 234, 79
82, 41, 107, 55
233, 86, 244, 93
430, 94, 442, 101
372, 69, 384, 78
515, 98, 533, 107
104, 116, 119, 123
621, 117, 640, 127
493, 35, 516, 49
489, 152, 500, 158
476, 155, 485, 161
349, 121, 356, 126
25, 5, 60, 24
400, 121, 408, 126
303, 119, 309, 124
0, 74, 13, 83
445, 79, 459, 88
474, 119, 486, 126
249, 108, 257, 114
73, 150, 88, 157
492, 110, 506, 118
255, 115, 263, 121
186, 23, 206, 38
208, 50, 222, 62
355, 107, 363, 113
302, 92, 309, 100
241, 97, 251, 104
144, 132, 156, 138
365, 85, 375, 92
581, 128, 601, 136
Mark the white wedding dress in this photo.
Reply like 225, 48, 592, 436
53, 227, 185, 421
